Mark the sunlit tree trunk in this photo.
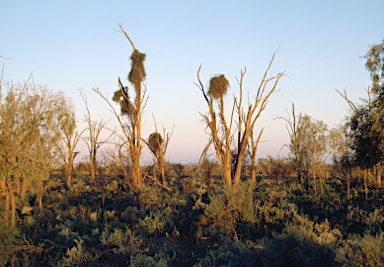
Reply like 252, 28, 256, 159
250, 163, 257, 183
249, 130, 263, 183
132, 150, 142, 189
90, 154, 96, 184
223, 153, 232, 186
159, 156, 166, 186
0, 180, 4, 195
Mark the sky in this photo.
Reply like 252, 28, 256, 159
1, 1, 384, 164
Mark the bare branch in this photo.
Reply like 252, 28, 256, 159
335, 88, 357, 111
145, 174, 172, 191
118, 23, 136, 50
196, 137, 213, 173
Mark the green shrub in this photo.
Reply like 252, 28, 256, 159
253, 180, 303, 235
198, 181, 256, 241
0, 219, 20, 266
138, 186, 161, 208
101, 226, 143, 256
57, 239, 99, 267
336, 232, 384, 267
193, 241, 258, 267
259, 217, 341, 267
68, 180, 90, 198
130, 252, 169, 267
138, 211, 166, 236
346, 206, 384, 235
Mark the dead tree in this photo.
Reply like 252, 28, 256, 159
196, 52, 283, 186
80, 89, 111, 185
145, 124, 173, 188
94, 24, 148, 190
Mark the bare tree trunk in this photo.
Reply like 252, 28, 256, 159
90, 159, 96, 184
297, 171, 302, 184
223, 155, 232, 186
69, 156, 74, 187
159, 157, 166, 187
0, 179, 5, 197
132, 150, 142, 189
251, 166, 257, 183
233, 152, 245, 186
65, 166, 72, 188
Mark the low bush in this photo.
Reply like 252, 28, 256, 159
336, 232, 384, 267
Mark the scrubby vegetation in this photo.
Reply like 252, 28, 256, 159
0, 164, 383, 266
1, 29, 384, 266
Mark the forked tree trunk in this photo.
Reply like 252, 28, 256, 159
159, 156, 166, 187
64, 155, 74, 188
90, 159, 96, 184
233, 145, 247, 186
251, 166, 257, 183
65, 169, 71, 188
132, 150, 142, 189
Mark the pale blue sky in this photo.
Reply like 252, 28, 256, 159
1, 1, 383, 163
